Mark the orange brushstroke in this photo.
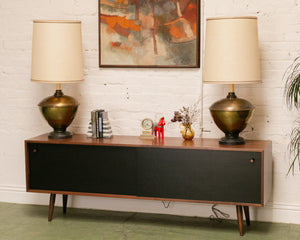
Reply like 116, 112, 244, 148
182, 3, 197, 35
169, 24, 186, 39
111, 42, 132, 51
111, 42, 121, 47
164, 17, 182, 26
101, 15, 141, 32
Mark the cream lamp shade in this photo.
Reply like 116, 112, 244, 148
31, 20, 84, 83
203, 16, 261, 84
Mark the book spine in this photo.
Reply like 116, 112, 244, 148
91, 111, 97, 138
98, 111, 103, 138
96, 111, 99, 138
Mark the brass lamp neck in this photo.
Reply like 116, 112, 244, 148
229, 84, 234, 93
226, 92, 237, 99
54, 89, 64, 98
55, 84, 63, 97
56, 83, 62, 91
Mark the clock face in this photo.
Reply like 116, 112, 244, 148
142, 118, 153, 130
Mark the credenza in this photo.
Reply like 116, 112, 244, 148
25, 134, 272, 236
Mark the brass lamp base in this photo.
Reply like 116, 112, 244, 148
39, 89, 79, 139
219, 135, 245, 145
209, 92, 254, 145
48, 130, 72, 139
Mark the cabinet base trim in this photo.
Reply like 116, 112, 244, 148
27, 189, 263, 207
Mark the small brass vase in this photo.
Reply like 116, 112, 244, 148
180, 123, 195, 140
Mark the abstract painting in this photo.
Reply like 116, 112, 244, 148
99, 0, 200, 68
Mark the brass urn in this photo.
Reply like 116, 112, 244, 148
39, 90, 79, 139
210, 92, 254, 145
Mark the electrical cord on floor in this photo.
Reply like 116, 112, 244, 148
209, 204, 230, 223
162, 201, 172, 208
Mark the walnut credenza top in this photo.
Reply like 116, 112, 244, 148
26, 134, 271, 152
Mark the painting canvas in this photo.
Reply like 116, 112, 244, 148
99, 0, 200, 68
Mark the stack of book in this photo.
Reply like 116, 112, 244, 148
87, 109, 113, 138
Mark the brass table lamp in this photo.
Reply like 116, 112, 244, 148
31, 20, 84, 139
203, 17, 261, 145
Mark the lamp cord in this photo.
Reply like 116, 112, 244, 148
209, 204, 230, 223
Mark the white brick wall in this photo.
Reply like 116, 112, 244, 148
1, 0, 300, 224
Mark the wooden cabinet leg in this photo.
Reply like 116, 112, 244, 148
48, 193, 56, 221
63, 195, 68, 214
243, 206, 250, 226
236, 205, 244, 236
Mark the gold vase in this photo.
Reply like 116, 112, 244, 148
180, 123, 195, 140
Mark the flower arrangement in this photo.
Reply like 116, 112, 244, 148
171, 100, 201, 126
170, 100, 201, 140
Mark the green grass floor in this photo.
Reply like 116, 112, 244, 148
1, 202, 300, 240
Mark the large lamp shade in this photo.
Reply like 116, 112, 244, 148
203, 16, 261, 84
31, 20, 84, 83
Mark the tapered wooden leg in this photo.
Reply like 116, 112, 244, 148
236, 205, 244, 236
243, 206, 250, 226
48, 193, 56, 221
63, 195, 68, 214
